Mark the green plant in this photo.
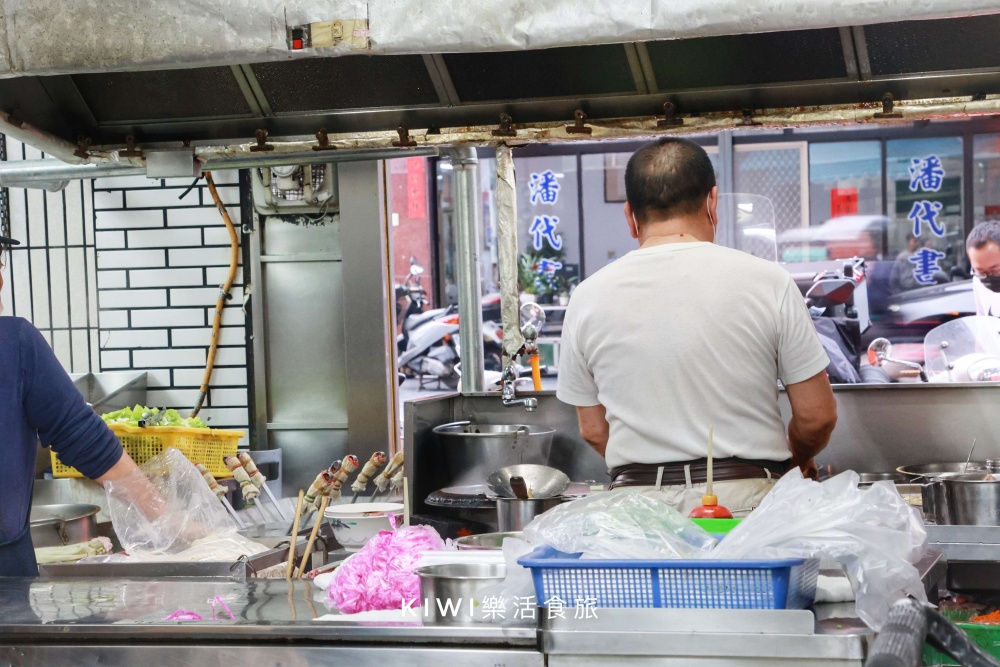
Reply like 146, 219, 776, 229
518, 252, 540, 292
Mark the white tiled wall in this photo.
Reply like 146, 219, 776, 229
92, 169, 249, 429
1, 136, 251, 430
0, 137, 99, 374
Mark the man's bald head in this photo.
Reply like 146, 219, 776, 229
625, 138, 716, 225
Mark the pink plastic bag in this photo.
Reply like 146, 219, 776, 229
326, 525, 445, 614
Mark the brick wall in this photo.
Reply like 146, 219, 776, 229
92, 169, 249, 429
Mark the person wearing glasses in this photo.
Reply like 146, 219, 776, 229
557, 138, 838, 515
967, 221, 1000, 317
0, 235, 142, 577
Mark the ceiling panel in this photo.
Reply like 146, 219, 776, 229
443, 45, 636, 102
646, 29, 848, 90
864, 15, 1000, 76
72, 67, 251, 123
250, 55, 438, 113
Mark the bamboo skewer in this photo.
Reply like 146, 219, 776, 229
706, 425, 714, 498
285, 491, 306, 581
298, 496, 329, 579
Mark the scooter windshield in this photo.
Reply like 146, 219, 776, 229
924, 316, 1000, 382
717, 194, 777, 263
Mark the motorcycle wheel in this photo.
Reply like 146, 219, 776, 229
442, 371, 460, 389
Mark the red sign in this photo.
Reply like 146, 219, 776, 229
406, 157, 427, 220
985, 205, 1000, 217
831, 188, 858, 218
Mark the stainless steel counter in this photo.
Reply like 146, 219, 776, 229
0, 577, 868, 667
0, 578, 541, 667
0, 552, 946, 667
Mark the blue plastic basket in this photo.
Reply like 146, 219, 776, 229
517, 546, 820, 610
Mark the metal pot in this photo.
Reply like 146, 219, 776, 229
454, 531, 523, 550
433, 422, 555, 488
29, 504, 100, 548
496, 497, 564, 532
897, 463, 985, 524
933, 473, 1000, 526
897, 462, 987, 480
416, 563, 507, 625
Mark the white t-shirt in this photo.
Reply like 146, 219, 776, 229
973, 277, 1000, 317
557, 241, 830, 470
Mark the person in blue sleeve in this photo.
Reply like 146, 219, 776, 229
0, 234, 141, 577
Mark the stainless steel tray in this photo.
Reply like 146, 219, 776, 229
38, 524, 341, 581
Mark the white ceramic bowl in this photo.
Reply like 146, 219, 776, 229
325, 502, 404, 551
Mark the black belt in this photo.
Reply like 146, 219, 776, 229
610, 457, 791, 489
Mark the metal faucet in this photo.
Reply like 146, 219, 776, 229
501, 364, 538, 411
502, 322, 539, 412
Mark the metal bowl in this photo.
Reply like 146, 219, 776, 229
454, 531, 523, 550
415, 563, 507, 625
29, 503, 100, 548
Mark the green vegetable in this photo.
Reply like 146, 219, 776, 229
100, 405, 209, 429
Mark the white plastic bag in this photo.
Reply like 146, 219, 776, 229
523, 489, 717, 559
99, 447, 267, 562
711, 470, 928, 630
471, 536, 538, 625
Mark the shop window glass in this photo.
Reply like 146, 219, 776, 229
582, 148, 720, 277
885, 137, 965, 294
973, 134, 1000, 224
797, 142, 884, 262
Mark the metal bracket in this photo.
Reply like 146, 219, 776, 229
739, 109, 761, 126
491, 113, 517, 137
73, 137, 92, 160
312, 128, 337, 151
250, 129, 275, 153
565, 109, 592, 135
391, 125, 417, 148
873, 93, 903, 119
658, 102, 684, 127
120, 135, 143, 158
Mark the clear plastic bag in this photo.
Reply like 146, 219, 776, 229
523, 489, 717, 560
711, 470, 928, 630
99, 447, 266, 561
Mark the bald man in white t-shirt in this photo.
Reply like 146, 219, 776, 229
968, 221, 1000, 317
557, 138, 838, 515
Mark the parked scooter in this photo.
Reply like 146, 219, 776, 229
395, 260, 506, 388
867, 315, 1000, 383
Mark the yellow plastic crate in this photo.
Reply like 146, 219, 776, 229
51, 423, 243, 479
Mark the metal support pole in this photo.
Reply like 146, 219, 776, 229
447, 147, 485, 393
716, 130, 737, 249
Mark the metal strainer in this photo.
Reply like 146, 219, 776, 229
487, 464, 570, 499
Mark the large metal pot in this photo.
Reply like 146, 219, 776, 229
897, 463, 986, 524
933, 474, 1000, 526
897, 462, 986, 480
496, 497, 564, 532
29, 504, 100, 548
433, 422, 555, 487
